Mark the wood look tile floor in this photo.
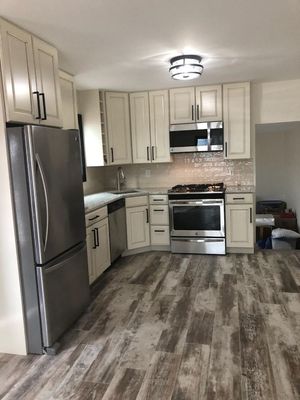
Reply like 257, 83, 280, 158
1, 251, 300, 400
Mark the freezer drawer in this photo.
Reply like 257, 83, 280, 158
36, 243, 90, 348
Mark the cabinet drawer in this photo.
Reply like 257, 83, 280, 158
151, 226, 170, 245
85, 206, 108, 227
126, 195, 148, 208
226, 193, 253, 204
150, 205, 169, 225
149, 194, 168, 204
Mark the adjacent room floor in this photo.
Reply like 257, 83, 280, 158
1, 251, 300, 400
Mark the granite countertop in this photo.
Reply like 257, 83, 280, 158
84, 187, 170, 213
225, 185, 256, 194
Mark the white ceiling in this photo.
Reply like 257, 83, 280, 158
2, 0, 300, 91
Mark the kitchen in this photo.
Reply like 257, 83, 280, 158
0, 0, 300, 398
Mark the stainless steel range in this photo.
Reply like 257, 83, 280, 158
168, 183, 226, 255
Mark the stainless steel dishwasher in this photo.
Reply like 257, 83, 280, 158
108, 198, 127, 263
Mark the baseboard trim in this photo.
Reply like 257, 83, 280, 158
227, 247, 254, 254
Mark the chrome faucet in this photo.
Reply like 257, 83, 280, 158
116, 166, 126, 191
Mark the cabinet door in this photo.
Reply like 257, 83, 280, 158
195, 85, 222, 122
223, 82, 250, 159
86, 226, 96, 284
226, 204, 254, 248
0, 19, 37, 124
149, 90, 171, 163
169, 87, 195, 124
126, 206, 150, 250
59, 70, 78, 129
77, 90, 104, 167
94, 218, 111, 279
32, 37, 62, 127
106, 91, 132, 164
130, 92, 151, 163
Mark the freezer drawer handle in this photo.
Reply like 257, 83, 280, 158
33, 91, 41, 119
36, 154, 49, 252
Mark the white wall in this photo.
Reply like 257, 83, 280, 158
256, 122, 300, 230
0, 82, 27, 354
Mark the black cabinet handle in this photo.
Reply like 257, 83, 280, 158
153, 199, 164, 202
233, 197, 245, 201
154, 229, 165, 233
40, 93, 47, 120
192, 105, 194, 121
92, 229, 97, 249
151, 146, 155, 161
147, 146, 150, 161
88, 215, 100, 221
95, 227, 100, 246
225, 142, 228, 157
196, 104, 200, 120
146, 208, 149, 223
111, 147, 114, 163
250, 208, 253, 223
153, 209, 164, 212
33, 91, 41, 119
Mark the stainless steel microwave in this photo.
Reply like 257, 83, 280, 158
169, 121, 223, 153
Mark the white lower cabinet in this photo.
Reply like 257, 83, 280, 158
86, 208, 111, 284
225, 193, 254, 252
126, 196, 150, 250
149, 194, 170, 246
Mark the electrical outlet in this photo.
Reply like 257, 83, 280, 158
145, 169, 151, 177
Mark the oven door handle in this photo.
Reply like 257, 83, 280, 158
169, 200, 223, 206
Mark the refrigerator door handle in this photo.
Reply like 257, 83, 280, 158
36, 153, 50, 252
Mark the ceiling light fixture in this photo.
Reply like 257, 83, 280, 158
169, 54, 204, 81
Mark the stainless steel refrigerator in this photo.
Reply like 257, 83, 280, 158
7, 125, 90, 354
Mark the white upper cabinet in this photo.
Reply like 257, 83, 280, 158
32, 37, 62, 127
170, 85, 222, 124
106, 91, 132, 165
149, 90, 170, 163
59, 70, 78, 130
223, 82, 250, 159
169, 87, 195, 124
130, 92, 151, 163
130, 90, 170, 164
0, 18, 62, 127
195, 85, 222, 122
77, 90, 104, 167
0, 19, 37, 124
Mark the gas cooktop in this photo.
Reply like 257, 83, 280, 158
168, 182, 225, 194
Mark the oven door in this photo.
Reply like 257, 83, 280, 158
169, 199, 225, 237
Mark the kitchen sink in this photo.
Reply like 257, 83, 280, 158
109, 189, 140, 194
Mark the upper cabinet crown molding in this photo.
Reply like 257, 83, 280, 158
0, 17, 62, 127
59, 70, 78, 130
169, 84, 222, 124
223, 81, 250, 159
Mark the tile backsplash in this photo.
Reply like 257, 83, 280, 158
101, 153, 254, 190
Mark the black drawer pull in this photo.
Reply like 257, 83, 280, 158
153, 209, 164, 212
88, 215, 100, 221
154, 229, 165, 233
153, 199, 164, 201
233, 197, 245, 200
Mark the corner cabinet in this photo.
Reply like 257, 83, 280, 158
106, 91, 132, 165
59, 70, 78, 130
0, 18, 62, 127
225, 193, 254, 253
169, 85, 222, 124
85, 207, 111, 284
130, 90, 170, 164
126, 196, 150, 250
223, 82, 250, 159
